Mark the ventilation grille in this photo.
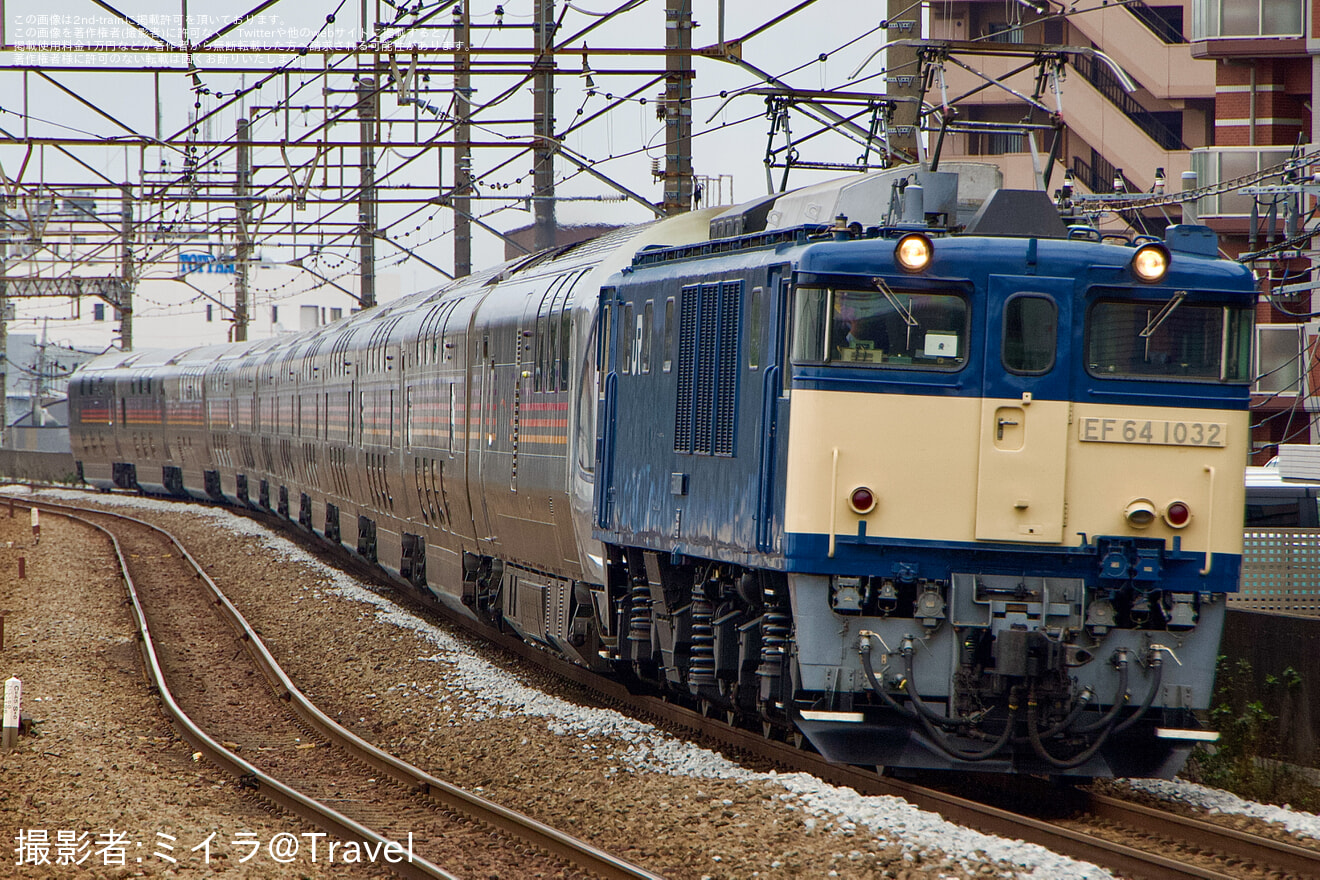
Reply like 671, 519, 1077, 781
673, 280, 742, 456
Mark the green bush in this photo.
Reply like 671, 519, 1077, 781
1183, 657, 1318, 810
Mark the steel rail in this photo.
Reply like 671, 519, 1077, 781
288, 514, 1279, 880
31, 498, 664, 880
1086, 792, 1320, 878
43, 489, 1320, 880
297, 528, 1243, 880
488, 626, 1242, 880
42, 503, 455, 880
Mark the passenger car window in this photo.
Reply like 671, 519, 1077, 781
1003, 294, 1057, 374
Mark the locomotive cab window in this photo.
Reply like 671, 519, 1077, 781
1003, 294, 1057, 374
1086, 296, 1253, 382
791, 285, 968, 369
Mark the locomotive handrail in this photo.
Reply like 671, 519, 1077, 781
1200, 465, 1215, 575
828, 446, 839, 558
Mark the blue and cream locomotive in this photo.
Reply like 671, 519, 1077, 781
69, 166, 1255, 777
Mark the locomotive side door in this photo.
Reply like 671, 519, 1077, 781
755, 264, 790, 553
974, 275, 1073, 543
594, 287, 619, 530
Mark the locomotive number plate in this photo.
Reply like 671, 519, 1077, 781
1078, 417, 1227, 447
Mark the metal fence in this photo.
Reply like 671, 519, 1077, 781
1233, 529, 1320, 616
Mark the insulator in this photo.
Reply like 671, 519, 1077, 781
688, 578, 717, 688
627, 577, 652, 642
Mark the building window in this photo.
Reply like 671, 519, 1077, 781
1256, 324, 1303, 395
93, 303, 105, 322
206, 304, 213, 322
985, 22, 1025, 43
972, 131, 1024, 156
1192, 0, 1302, 39
272, 305, 279, 324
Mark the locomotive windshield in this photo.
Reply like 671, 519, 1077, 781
791, 285, 968, 369
1086, 297, 1253, 382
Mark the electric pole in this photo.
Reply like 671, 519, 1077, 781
662, 0, 694, 215
533, 0, 557, 250
356, 77, 378, 309
31, 323, 46, 428
454, 4, 472, 278
234, 117, 252, 341
886, 0, 921, 162
119, 186, 134, 351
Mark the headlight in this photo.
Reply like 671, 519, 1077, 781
1131, 243, 1170, 282
895, 233, 933, 273
1124, 498, 1156, 528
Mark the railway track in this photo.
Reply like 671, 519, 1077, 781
28, 496, 662, 880
244, 503, 1318, 880
29, 490, 1320, 880
499, 636, 1320, 880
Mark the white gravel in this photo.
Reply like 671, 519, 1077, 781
52, 487, 1313, 877
1122, 778, 1320, 840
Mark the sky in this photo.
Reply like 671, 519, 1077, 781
0, 0, 948, 348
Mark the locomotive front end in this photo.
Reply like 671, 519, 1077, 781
783, 227, 1254, 777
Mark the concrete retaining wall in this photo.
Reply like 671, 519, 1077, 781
0, 450, 79, 485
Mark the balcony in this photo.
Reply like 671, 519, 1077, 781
1191, 0, 1303, 54
1189, 146, 1295, 217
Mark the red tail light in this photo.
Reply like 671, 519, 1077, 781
1164, 501, 1191, 528
849, 487, 876, 515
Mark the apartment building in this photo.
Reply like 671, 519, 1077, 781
931, 0, 1313, 460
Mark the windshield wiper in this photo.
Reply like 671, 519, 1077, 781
1140, 290, 1187, 339
871, 277, 918, 327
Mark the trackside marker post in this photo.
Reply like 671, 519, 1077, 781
30, 507, 38, 544
3, 676, 19, 749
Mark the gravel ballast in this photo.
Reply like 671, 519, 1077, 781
11, 488, 1320, 877
0, 502, 389, 878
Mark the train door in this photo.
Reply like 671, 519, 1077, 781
440, 299, 480, 544
594, 287, 619, 530
470, 288, 517, 554
517, 279, 560, 494
974, 275, 1073, 543
111, 376, 125, 459
755, 265, 790, 553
